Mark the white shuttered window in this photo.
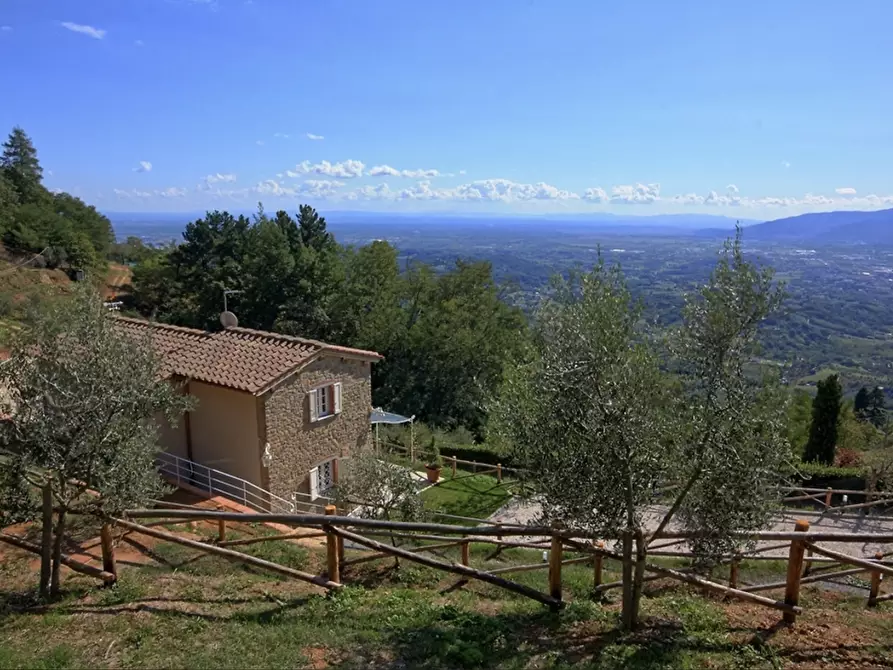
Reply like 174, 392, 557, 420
309, 459, 336, 500
309, 382, 343, 422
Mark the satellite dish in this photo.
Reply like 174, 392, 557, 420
220, 311, 239, 328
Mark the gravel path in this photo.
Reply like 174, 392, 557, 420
487, 498, 893, 559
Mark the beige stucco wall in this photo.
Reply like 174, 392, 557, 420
263, 356, 373, 502
156, 411, 188, 459
188, 381, 262, 486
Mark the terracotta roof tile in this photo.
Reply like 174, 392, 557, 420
113, 317, 382, 394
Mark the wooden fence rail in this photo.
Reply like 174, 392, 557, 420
108, 507, 893, 626
121, 509, 893, 543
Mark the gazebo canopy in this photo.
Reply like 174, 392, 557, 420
370, 408, 414, 425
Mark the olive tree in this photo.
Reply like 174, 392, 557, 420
335, 452, 425, 566
0, 286, 192, 596
491, 232, 789, 629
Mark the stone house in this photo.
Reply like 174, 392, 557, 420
114, 317, 382, 506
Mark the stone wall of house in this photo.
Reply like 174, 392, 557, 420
263, 356, 373, 503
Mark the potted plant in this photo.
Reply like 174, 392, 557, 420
424, 437, 443, 484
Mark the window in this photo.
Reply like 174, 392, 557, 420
316, 386, 329, 417
309, 382, 342, 422
309, 458, 336, 499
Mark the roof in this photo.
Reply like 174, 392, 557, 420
113, 316, 382, 395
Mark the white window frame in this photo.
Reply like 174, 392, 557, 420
309, 382, 343, 422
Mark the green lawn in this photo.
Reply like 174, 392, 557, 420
421, 470, 513, 522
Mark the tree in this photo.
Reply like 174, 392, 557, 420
377, 260, 528, 438
166, 210, 252, 329
331, 240, 402, 352
855, 387, 870, 416
804, 374, 843, 464
1, 126, 44, 203
837, 400, 877, 455
492, 232, 788, 630
0, 286, 192, 596
787, 389, 814, 457
334, 452, 425, 566
274, 207, 345, 340
867, 386, 887, 428
240, 213, 295, 330
0, 171, 19, 234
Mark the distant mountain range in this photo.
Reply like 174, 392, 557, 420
108, 208, 893, 246
699, 208, 893, 245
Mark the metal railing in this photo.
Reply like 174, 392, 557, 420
156, 451, 332, 515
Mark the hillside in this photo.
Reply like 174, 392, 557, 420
733, 208, 893, 244
2, 515, 893, 669
0, 247, 131, 340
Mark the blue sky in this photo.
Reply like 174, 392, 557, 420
1, 0, 892, 218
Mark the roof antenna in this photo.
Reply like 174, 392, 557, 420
221, 288, 242, 329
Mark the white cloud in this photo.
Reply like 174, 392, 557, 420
401, 168, 441, 179
60, 22, 106, 39
458, 170, 467, 175
344, 184, 392, 201
114, 186, 184, 199
343, 178, 579, 203
256, 140, 265, 146
298, 180, 344, 197
582, 187, 608, 203
292, 159, 365, 179
273, 132, 290, 139
610, 183, 661, 204
134, 161, 152, 173
253, 179, 296, 197
306, 133, 324, 141
368, 164, 442, 178
114, 188, 152, 199
835, 187, 857, 196
368, 165, 401, 177
727, 184, 739, 194
781, 161, 791, 169
134, 39, 144, 46
204, 172, 237, 185
1, 26, 12, 32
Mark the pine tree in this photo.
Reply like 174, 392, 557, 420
1, 126, 45, 202
297, 204, 334, 252
804, 374, 843, 464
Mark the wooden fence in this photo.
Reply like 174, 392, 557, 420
381, 439, 524, 483
88, 507, 893, 624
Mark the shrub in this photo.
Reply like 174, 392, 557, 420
834, 447, 863, 468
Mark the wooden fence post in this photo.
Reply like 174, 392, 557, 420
99, 523, 117, 582
729, 555, 740, 590
783, 519, 810, 624
461, 540, 470, 567
803, 546, 814, 577
496, 463, 502, 483
869, 551, 883, 607
549, 533, 563, 603
325, 505, 340, 583
825, 487, 833, 508
40, 483, 53, 598
593, 541, 605, 591
217, 518, 227, 542
451, 456, 457, 478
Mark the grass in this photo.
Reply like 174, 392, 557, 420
2, 532, 893, 669
421, 469, 513, 522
